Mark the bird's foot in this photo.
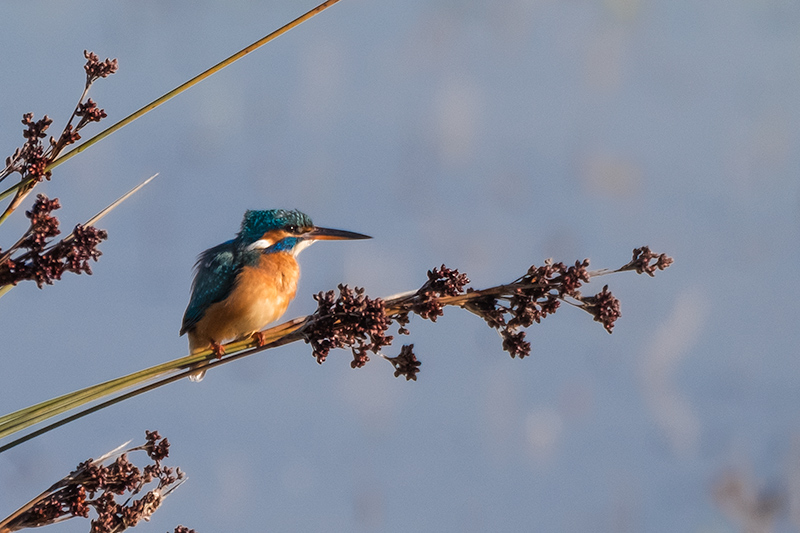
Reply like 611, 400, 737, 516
252, 331, 267, 347
211, 341, 225, 359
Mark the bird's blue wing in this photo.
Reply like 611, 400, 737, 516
180, 240, 240, 335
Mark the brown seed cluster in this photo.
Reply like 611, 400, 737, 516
76, 99, 108, 127
383, 344, 421, 381
302, 267, 470, 379
10, 113, 55, 183
463, 259, 591, 358
83, 50, 119, 84
411, 264, 470, 321
305, 285, 393, 368
579, 285, 621, 333
1, 50, 116, 292
2, 431, 187, 533
619, 246, 673, 276
23, 194, 61, 247
301, 249, 670, 377
0, 194, 108, 288
0, 51, 117, 288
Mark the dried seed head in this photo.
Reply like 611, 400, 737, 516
305, 285, 392, 366
501, 329, 531, 359
76, 99, 108, 123
7, 431, 183, 532
384, 344, 421, 381
580, 285, 621, 333
621, 246, 674, 276
84, 50, 118, 83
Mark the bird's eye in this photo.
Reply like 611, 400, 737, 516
286, 225, 298, 233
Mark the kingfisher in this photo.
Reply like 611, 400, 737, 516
180, 209, 370, 381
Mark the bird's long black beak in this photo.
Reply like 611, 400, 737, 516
305, 226, 371, 241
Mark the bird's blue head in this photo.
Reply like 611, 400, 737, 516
237, 209, 313, 244
236, 209, 370, 256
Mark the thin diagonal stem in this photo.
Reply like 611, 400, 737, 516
0, 0, 341, 206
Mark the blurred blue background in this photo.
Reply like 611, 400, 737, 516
1, 0, 799, 531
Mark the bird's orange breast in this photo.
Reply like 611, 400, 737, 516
188, 252, 300, 352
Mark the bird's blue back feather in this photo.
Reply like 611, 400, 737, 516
180, 239, 240, 335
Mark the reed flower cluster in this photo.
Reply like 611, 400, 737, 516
0, 431, 189, 533
0, 51, 116, 293
301, 247, 672, 380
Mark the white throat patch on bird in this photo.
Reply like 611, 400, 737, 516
291, 239, 315, 257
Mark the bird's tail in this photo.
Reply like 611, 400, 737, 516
188, 369, 206, 382
187, 337, 209, 382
